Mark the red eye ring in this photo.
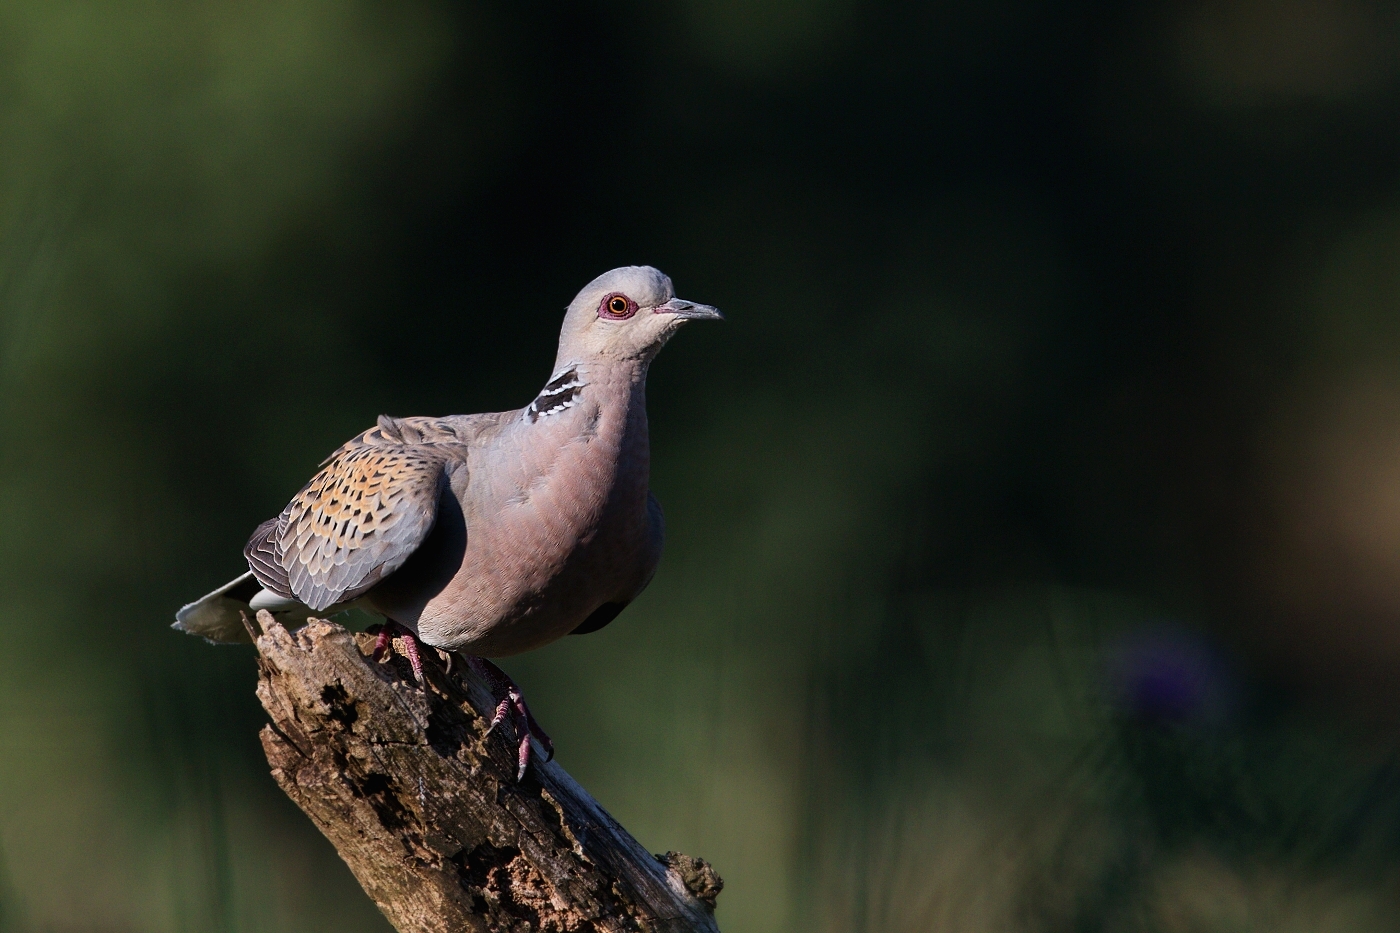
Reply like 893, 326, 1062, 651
599, 293, 637, 319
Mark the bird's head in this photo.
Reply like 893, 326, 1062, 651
555, 266, 721, 367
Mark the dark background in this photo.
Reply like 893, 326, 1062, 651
3, 1, 1400, 930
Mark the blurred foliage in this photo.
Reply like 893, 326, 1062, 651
2, 0, 1400, 930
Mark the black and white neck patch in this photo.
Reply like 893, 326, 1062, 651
524, 368, 584, 423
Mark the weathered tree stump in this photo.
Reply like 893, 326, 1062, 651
248, 611, 722, 932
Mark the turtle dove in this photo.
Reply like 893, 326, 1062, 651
174, 266, 721, 778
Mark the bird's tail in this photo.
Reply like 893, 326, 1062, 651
174, 571, 313, 644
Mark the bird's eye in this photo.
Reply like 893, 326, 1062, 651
599, 294, 637, 319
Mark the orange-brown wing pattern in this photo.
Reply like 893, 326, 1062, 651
251, 416, 468, 611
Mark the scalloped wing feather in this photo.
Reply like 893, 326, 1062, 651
264, 417, 468, 612
244, 517, 292, 598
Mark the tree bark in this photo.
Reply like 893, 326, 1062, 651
247, 611, 722, 933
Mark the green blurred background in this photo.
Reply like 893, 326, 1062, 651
3, 0, 1400, 930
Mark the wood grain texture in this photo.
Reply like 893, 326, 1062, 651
250, 612, 722, 933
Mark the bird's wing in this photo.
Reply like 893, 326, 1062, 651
245, 516, 292, 598
246, 415, 471, 612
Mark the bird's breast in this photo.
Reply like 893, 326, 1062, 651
414, 389, 657, 654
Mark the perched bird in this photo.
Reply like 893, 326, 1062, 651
175, 266, 721, 777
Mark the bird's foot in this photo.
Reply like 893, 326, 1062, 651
370, 621, 426, 686
465, 656, 554, 781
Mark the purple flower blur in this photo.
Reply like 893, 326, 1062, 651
1103, 625, 1234, 725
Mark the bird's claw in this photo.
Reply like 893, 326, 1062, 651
487, 698, 511, 735
467, 657, 554, 781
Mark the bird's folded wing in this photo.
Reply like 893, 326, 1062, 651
248, 416, 469, 612
245, 516, 291, 598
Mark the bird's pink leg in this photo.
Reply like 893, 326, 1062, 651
370, 621, 426, 686
398, 633, 425, 686
465, 656, 554, 781
371, 627, 394, 663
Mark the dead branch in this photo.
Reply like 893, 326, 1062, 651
248, 612, 722, 932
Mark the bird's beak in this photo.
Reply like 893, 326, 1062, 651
655, 298, 723, 321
